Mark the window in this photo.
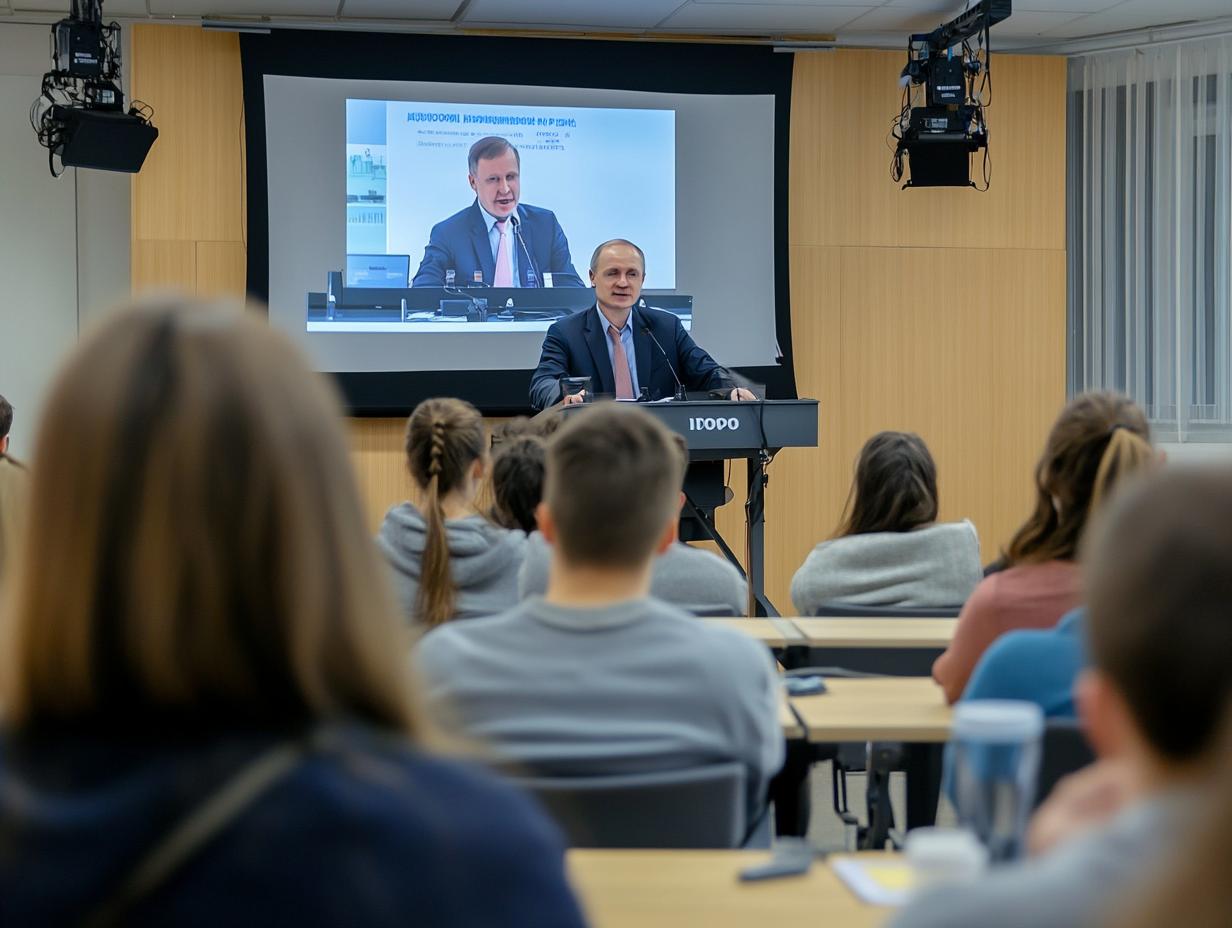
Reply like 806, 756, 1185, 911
1068, 37, 1232, 441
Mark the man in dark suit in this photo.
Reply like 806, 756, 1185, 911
411, 136, 583, 289
528, 240, 756, 409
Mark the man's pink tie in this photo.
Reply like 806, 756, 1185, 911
494, 219, 513, 287
608, 324, 635, 399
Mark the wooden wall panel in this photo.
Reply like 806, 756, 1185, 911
795, 50, 1066, 253
350, 418, 411, 531
131, 239, 195, 292
131, 26, 244, 244
196, 241, 247, 297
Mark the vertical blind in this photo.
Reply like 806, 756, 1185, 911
1068, 36, 1232, 441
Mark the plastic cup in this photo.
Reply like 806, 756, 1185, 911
949, 700, 1044, 862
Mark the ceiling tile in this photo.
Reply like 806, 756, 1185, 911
149, 0, 340, 15
659, 2, 873, 32
460, 0, 684, 29
12, 0, 149, 13
342, 0, 461, 18
1011, 0, 1120, 10
841, 7, 959, 33
975, 9, 1085, 35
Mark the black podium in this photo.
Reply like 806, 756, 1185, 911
560, 399, 819, 616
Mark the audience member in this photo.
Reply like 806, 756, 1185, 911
415, 403, 782, 825
488, 416, 535, 450
0, 393, 29, 579
530, 407, 564, 438
933, 392, 1153, 702
489, 436, 546, 534
790, 431, 981, 613
1112, 723, 1232, 928
0, 301, 584, 928
518, 432, 747, 615
377, 398, 525, 626
959, 607, 1087, 717
891, 467, 1232, 928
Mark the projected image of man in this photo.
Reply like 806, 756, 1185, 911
529, 239, 756, 409
412, 136, 583, 289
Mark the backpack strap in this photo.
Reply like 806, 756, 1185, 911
84, 739, 307, 928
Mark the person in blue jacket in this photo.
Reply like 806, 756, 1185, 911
412, 136, 583, 289
960, 607, 1089, 718
0, 298, 585, 928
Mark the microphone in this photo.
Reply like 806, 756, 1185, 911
640, 320, 686, 402
510, 212, 543, 288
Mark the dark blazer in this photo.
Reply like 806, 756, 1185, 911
411, 201, 583, 288
529, 303, 727, 409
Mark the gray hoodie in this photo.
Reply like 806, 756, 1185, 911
377, 503, 526, 624
790, 520, 982, 614
518, 531, 748, 616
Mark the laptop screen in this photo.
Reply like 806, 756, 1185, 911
346, 254, 410, 288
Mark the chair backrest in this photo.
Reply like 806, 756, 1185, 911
811, 602, 964, 618
683, 603, 741, 617
515, 763, 746, 849
1034, 719, 1095, 809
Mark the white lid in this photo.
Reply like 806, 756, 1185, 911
905, 828, 989, 870
952, 700, 1045, 743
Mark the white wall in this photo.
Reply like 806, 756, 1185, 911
0, 22, 131, 456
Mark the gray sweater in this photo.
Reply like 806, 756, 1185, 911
414, 596, 784, 817
789, 520, 981, 614
377, 503, 525, 624
888, 790, 1195, 928
518, 532, 748, 615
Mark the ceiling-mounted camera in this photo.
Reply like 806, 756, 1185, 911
890, 0, 1011, 190
30, 0, 159, 177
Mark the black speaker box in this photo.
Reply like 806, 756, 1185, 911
52, 106, 158, 173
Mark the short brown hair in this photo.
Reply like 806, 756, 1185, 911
405, 398, 486, 627
837, 431, 938, 537
1005, 392, 1152, 566
544, 403, 679, 569
0, 299, 421, 736
1085, 468, 1232, 761
468, 136, 519, 176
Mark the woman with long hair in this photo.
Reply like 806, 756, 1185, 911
932, 391, 1155, 703
790, 431, 982, 614
0, 300, 583, 927
378, 397, 525, 626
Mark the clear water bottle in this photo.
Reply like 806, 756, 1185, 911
949, 700, 1044, 862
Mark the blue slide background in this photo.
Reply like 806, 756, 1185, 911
347, 99, 676, 288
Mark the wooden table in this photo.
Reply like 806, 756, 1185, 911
779, 694, 804, 740
790, 618, 957, 649
568, 850, 889, 928
792, 676, 952, 833
701, 617, 804, 648
791, 676, 952, 743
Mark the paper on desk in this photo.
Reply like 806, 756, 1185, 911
830, 857, 917, 906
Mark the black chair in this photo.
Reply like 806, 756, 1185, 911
683, 603, 741, 617
803, 603, 961, 676
810, 602, 964, 618
1034, 719, 1095, 809
787, 605, 964, 845
515, 763, 747, 849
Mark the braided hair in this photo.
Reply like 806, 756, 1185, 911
405, 398, 486, 626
